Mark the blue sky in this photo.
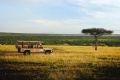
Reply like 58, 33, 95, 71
0, 0, 120, 34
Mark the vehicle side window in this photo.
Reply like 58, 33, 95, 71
40, 45, 43, 49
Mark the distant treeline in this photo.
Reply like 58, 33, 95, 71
0, 33, 120, 46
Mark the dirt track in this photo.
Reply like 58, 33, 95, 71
0, 52, 23, 56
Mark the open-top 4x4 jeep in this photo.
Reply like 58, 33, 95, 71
15, 41, 53, 55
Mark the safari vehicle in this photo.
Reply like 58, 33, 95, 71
15, 41, 53, 55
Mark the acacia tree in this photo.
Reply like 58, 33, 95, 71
82, 28, 113, 50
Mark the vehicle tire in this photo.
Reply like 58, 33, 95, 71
23, 52, 26, 55
45, 51, 51, 54
23, 51, 30, 55
26, 51, 30, 55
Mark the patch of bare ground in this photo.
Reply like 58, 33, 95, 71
0, 52, 23, 56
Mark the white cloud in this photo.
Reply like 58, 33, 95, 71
91, 0, 120, 6
29, 19, 87, 25
3, 0, 120, 19
91, 0, 113, 5
29, 19, 61, 26
69, 0, 120, 6
1, 0, 120, 34
23, 0, 56, 4
8, 0, 63, 6
89, 12, 107, 18
68, 0, 120, 19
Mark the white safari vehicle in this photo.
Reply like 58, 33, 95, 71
15, 41, 53, 55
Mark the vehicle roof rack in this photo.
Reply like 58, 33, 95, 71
17, 41, 43, 43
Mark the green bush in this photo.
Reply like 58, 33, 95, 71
0, 33, 120, 46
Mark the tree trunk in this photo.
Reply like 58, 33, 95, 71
95, 35, 98, 50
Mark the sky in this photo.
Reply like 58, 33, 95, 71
0, 0, 120, 34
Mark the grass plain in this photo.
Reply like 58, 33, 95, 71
0, 45, 120, 80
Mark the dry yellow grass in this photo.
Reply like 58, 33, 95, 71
0, 45, 16, 52
0, 45, 120, 79
0, 45, 119, 53
0, 45, 119, 68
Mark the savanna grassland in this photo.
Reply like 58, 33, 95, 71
0, 45, 120, 80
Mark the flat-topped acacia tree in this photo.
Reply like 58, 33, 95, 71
82, 28, 113, 50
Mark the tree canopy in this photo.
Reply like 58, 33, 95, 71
82, 28, 113, 50
82, 28, 113, 36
